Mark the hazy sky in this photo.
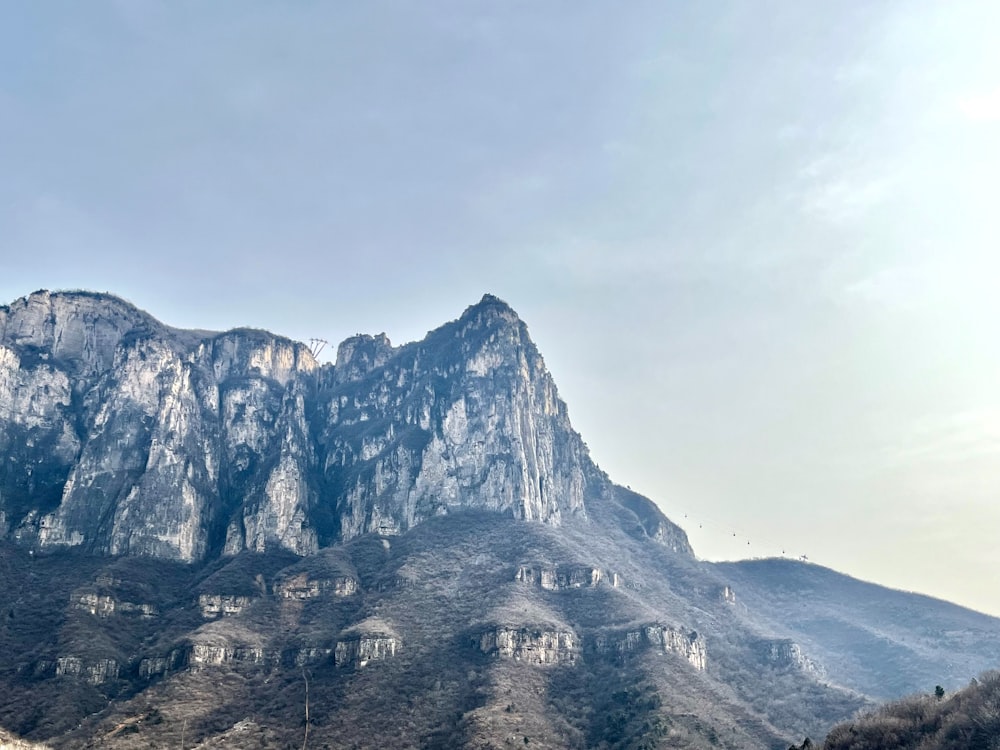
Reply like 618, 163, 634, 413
3, 2, 999, 616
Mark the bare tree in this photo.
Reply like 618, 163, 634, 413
302, 667, 311, 750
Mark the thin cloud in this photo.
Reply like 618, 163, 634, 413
957, 88, 1000, 122
800, 175, 893, 224
790, 152, 896, 225
842, 263, 936, 311
889, 409, 1000, 466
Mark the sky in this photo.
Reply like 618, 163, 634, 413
2, 1, 999, 616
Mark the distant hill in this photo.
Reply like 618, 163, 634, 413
715, 559, 1000, 699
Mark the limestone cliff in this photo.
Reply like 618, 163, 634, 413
594, 623, 708, 671
477, 626, 580, 665
334, 618, 401, 668
317, 295, 591, 540
515, 563, 621, 590
0, 290, 690, 563
753, 637, 823, 676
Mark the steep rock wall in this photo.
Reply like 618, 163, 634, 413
318, 296, 590, 540
334, 635, 400, 668
0, 290, 690, 564
594, 623, 708, 671
477, 626, 580, 665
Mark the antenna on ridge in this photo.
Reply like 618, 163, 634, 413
308, 338, 329, 358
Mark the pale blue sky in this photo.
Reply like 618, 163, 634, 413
2, 1, 999, 615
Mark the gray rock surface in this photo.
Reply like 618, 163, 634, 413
478, 626, 580, 665
594, 623, 708, 671
0, 290, 688, 563
334, 635, 400, 668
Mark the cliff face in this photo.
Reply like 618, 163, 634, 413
0, 291, 322, 562
0, 290, 688, 563
478, 626, 580, 664
316, 295, 591, 541
594, 623, 708, 671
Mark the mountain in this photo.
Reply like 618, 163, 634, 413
715, 559, 1000, 701
0, 289, 996, 749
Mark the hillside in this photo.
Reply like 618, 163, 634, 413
822, 670, 1000, 750
716, 559, 1000, 700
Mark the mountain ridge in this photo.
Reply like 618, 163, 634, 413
0, 289, 688, 563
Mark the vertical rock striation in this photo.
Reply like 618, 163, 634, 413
0, 290, 690, 563
318, 294, 590, 540
594, 624, 708, 671
478, 626, 580, 665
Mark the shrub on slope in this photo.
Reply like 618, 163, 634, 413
823, 670, 1000, 750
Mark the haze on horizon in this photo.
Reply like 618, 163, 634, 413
2, 2, 998, 616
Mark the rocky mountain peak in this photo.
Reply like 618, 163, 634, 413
0, 289, 163, 378
454, 293, 526, 345
334, 332, 394, 384
315, 294, 591, 540
208, 328, 318, 386
460, 292, 520, 322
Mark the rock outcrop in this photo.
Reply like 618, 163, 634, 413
198, 594, 258, 619
186, 621, 273, 671
477, 626, 580, 665
317, 295, 590, 539
334, 635, 400, 668
74, 593, 157, 618
594, 623, 708, 671
189, 642, 270, 670
1, 292, 320, 562
515, 564, 620, 590
752, 637, 822, 675
54, 657, 121, 685
138, 650, 186, 680
273, 573, 359, 599
334, 619, 401, 668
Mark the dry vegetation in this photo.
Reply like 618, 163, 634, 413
821, 671, 1000, 750
0, 726, 50, 749
0, 497, 996, 749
